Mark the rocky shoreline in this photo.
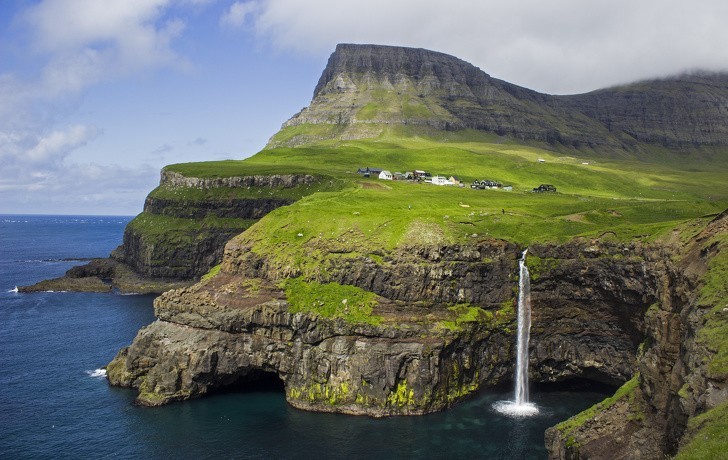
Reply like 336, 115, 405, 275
102, 210, 728, 458
19, 257, 193, 294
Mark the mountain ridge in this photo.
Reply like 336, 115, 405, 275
273, 43, 728, 150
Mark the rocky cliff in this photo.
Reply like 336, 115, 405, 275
107, 232, 669, 417
20, 170, 322, 293
272, 44, 728, 150
106, 204, 728, 456
545, 211, 728, 459
113, 171, 317, 280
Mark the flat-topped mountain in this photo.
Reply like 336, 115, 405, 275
273, 43, 728, 150
29, 41, 727, 460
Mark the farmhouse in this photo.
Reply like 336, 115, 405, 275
471, 179, 502, 190
413, 170, 431, 181
357, 167, 383, 178
533, 184, 557, 193
379, 170, 393, 180
431, 176, 453, 186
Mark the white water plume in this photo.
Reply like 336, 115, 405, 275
493, 249, 539, 417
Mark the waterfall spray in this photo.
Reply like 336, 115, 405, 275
493, 249, 539, 417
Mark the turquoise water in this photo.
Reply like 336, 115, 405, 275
0, 215, 609, 459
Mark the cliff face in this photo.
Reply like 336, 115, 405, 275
107, 235, 667, 417
276, 44, 616, 148
545, 211, 728, 459
272, 44, 728, 150
560, 74, 728, 148
113, 172, 316, 280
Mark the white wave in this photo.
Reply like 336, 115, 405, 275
492, 400, 540, 417
8, 286, 19, 293
86, 369, 107, 378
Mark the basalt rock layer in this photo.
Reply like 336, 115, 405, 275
107, 235, 669, 416
272, 44, 728, 150
114, 172, 316, 280
545, 210, 728, 459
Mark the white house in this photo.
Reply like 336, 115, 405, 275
431, 175, 453, 186
379, 170, 393, 180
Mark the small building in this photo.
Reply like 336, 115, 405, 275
503, 185, 513, 191
533, 184, 557, 193
413, 170, 431, 181
431, 175, 453, 186
379, 170, 393, 180
538, 158, 546, 163
449, 176, 461, 185
393, 172, 406, 180
471, 179, 502, 190
357, 167, 383, 178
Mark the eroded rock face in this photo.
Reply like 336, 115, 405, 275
108, 238, 667, 416
107, 274, 513, 415
275, 44, 728, 149
545, 211, 728, 460
115, 173, 316, 280
529, 242, 664, 386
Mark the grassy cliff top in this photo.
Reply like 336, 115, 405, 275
163, 129, 728, 257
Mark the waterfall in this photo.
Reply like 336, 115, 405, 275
514, 249, 533, 406
493, 249, 539, 417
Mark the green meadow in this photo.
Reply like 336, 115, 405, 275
165, 129, 728, 263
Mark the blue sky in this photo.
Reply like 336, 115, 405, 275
1, 0, 727, 215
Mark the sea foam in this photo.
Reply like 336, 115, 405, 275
86, 369, 107, 378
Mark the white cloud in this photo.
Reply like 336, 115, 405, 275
0, 0, 198, 214
220, 1, 257, 29
0, 161, 158, 215
23, 0, 187, 97
25, 125, 100, 164
243, 0, 728, 94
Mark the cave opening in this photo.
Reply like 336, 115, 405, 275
211, 369, 285, 396
534, 378, 619, 395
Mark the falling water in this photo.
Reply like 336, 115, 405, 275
493, 249, 539, 417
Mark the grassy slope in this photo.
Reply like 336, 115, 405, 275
166, 131, 727, 258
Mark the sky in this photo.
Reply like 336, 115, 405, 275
1, 0, 727, 216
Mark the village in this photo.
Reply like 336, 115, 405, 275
356, 167, 555, 193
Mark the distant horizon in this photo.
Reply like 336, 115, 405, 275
0, 213, 135, 218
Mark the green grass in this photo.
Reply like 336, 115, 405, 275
157, 131, 727, 284
555, 375, 640, 437
696, 232, 728, 379
676, 401, 728, 460
439, 301, 515, 331
201, 264, 221, 282
127, 213, 255, 242
282, 277, 381, 325
169, 133, 724, 281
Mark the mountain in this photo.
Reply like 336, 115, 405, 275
271, 43, 728, 150
27, 43, 728, 459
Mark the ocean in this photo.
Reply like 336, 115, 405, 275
0, 215, 609, 459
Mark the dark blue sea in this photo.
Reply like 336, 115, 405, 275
0, 215, 609, 459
